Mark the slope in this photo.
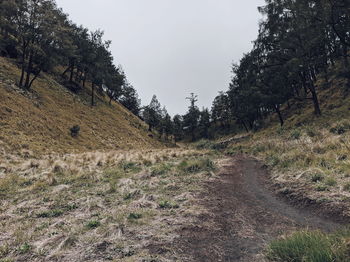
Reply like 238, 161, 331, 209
223, 64, 350, 219
0, 57, 163, 156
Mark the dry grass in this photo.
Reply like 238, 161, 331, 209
0, 148, 218, 262
225, 70, 350, 218
0, 57, 163, 156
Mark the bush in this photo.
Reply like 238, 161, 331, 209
70, 125, 80, 137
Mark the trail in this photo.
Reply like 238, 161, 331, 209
174, 155, 345, 262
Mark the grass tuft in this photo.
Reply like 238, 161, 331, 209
266, 230, 350, 262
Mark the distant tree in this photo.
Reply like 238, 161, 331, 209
183, 93, 200, 141
198, 108, 211, 139
119, 81, 141, 116
143, 95, 162, 131
158, 107, 173, 141
172, 114, 184, 143
211, 92, 231, 129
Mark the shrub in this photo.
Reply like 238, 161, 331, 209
70, 125, 80, 137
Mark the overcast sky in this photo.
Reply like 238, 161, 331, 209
56, 0, 265, 115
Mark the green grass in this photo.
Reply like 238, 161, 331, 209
85, 220, 101, 229
37, 209, 64, 218
266, 230, 350, 262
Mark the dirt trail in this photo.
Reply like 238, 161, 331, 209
173, 156, 346, 262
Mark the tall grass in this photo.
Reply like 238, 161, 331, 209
266, 230, 350, 262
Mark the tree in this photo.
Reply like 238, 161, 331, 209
183, 93, 200, 141
198, 108, 211, 139
143, 95, 162, 132
119, 81, 141, 116
173, 114, 184, 143
211, 92, 231, 129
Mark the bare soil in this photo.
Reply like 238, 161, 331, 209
169, 155, 346, 262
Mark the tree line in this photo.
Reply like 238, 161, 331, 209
0, 0, 141, 114
212, 0, 350, 130
145, 0, 350, 142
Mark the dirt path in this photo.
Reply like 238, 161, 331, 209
173, 156, 345, 262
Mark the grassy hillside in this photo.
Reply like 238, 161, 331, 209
223, 66, 350, 218
0, 57, 162, 156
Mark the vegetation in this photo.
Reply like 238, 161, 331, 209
0, 148, 217, 261
267, 230, 350, 262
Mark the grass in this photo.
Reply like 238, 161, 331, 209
0, 148, 217, 261
177, 158, 216, 174
266, 230, 350, 262
86, 220, 101, 229
0, 57, 162, 155
219, 65, 350, 261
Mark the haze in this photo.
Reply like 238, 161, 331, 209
56, 0, 265, 115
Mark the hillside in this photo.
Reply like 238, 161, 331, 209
221, 66, 350, 218
0, 57, 163, 156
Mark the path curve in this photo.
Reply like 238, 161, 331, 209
173, 156, 345, 262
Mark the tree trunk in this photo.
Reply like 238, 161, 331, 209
91, 82, 95, 106
274, 104, 284, 126
83, 74, 86, 88
343, 45, 349, 70
19, 41, 27, 88
309, 82, 321, 115
241, 120, 249, 132
61, 65, 71, 77
69, 63, 74, 83
24, 52, 34, 89
27, 69, 41, 89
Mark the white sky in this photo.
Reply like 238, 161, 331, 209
56, 0, 265, 115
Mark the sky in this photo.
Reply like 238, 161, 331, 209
56, 0, 265, 115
